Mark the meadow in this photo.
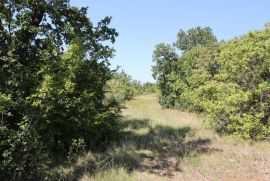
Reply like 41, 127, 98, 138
1, 2, 269, 180
57, 94, 270, 181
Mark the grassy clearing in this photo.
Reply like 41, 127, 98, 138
56, 94, 270, 180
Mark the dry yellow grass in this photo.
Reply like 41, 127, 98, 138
58, 94, 270, 181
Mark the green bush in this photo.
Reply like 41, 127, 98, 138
107, 71, 140, 102
0, 0, 120, 179
106, 70, 156, 103
204, 28, 270, 139
0, 123, 49, 180
153, 25, 270, 139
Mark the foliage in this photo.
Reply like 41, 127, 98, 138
106, 70, 156, 103
67, 137, 86, 162
141, 82, 157, 95
153, 25, 270, 139
176, 26, 217, 51
29, 40, 121, 151
152, 43, 178, 107
106, 70, 142, 102
205, 29, 270, 139
0, 123, 49, 180
0, 0, 119, 180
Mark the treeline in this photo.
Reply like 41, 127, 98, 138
106, 70, 156, 102
0, 1, 121, 180
153, 25, 270, 140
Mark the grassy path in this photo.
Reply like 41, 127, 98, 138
80, 95, 270, 180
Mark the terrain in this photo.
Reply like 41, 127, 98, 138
76, 94, 270, 180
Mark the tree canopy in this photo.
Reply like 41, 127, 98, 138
176, 26, 217, 51
0, 0, 119, 180
153, 25, 270, 140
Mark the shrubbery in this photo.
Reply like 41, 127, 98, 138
107, 70, 156, 103
153, 25, 270, 140
0, 1, 120, 180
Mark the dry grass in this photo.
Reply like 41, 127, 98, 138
56, 94, 270, 181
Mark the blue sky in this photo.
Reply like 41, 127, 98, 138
71, 0, 270, 83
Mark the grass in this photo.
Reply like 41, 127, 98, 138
55, 94, 270, 181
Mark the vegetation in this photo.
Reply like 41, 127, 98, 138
176, 26, 217, 51
153, 25, 270, 140
0, 0, 269, 180
57, 95, 270, 180
107, 70, 156, 103
0, 0, 120, 180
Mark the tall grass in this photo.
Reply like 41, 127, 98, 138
54, 94, 270, 180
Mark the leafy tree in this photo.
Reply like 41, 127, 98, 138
152, 43, 178, 107
174, 44, 221, 110
30, 40, 121, 150
153, 25, 270, 140
205, 29, 270, 139
107, 70, 135, 102
152, 27, 217, 108
0, 0, 119, 179
176, 26, 217, 51
106, 70, 149, 102
141, 82, 157, 94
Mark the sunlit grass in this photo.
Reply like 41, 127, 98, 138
55, 94, 270, 180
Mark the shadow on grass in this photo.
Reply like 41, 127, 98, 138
61, 118, 221, 179
120, 118, 151, 130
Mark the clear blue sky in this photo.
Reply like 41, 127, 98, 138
71, 0, 270, 83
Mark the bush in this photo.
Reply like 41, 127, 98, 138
106, 70, 155, 103
0, 123, 48, 180
153, 25, 270, 139
204, 28, 270, 139
0, 1, 120, 179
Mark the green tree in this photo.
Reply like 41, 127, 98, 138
153, 24, 270, 140
205, 28, 270, 139
152, 43, 178, 107
0, 0, 119, 179
107, 70, 143, 102
141, 82, 157, 94
176, 26, 217, 51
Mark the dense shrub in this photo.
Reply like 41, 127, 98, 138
152, 43, 179, 108
0, 0, 120, 180
0, 124, 49, 180
205, 28, 270, 139
153, 25, 270, 140
141, 82, 157, 95
29, 41, 121, 151
107, 71, 142, 102
107, 70, 156, 103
